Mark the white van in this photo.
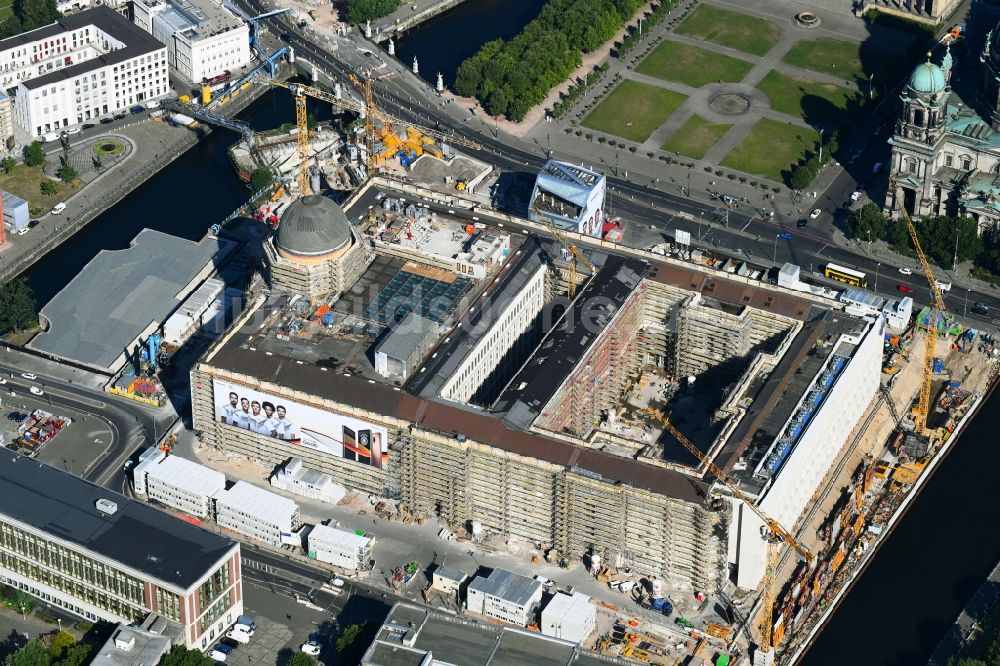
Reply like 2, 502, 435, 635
42, 132, 58, 143
935, 280, 952, 292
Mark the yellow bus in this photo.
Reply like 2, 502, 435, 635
824, 262, 868, 288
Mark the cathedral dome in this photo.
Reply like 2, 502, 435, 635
907, 60, 946, 95
276, 195, 352, 258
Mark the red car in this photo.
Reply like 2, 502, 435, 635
897, 284, 914, 294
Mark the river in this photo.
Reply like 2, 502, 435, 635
801, 384, 1000, 666
392, 0, 546, 88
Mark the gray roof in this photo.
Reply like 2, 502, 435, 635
30, 229, 226, 370
468, 568, 542, 606
276, 195, 352, 257
13, 7, 165, 91
432, 565, 466, 582
91, 622, 173, 666
362, 603, 620, 666
0, 454, 237, 589
375, 312, 436, 362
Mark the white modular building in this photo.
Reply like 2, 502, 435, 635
140, 454, 226, 518
540, 592, 596, 644
132, 0, 249, 83
270, 457, 347, 504
5, 7, 168, 137
162, 277, 224, 345
306, 524, 374, 570
131, 447, 166, 495
466, 569, 543, 626
729, 313, 885, 589
529, 159, 606, 237
212, 481, 300, 547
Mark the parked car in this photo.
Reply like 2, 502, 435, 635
214, 644, 233, 656
130, 106, 145, 114
897, 284, 914, 294
235, 615, 257, 632
898, 267, 913, 275
64, 127, 81, 136
225, 629, 252, 644
50, 203, 66, 215
42, 132, 59, 142
778, 232, 792, 240
16, 228, 27, 235
220, 638, 241, 650
809, 208, 822, 219
208, 649, 227, 662
28, 220, 39, 228
796, 218, 808, 228
100, 117, 113, 124
20, 373, 36, 380
82, 123, 95, 130
300, 641, 322, 656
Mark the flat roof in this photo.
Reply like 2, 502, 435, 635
432, 564, 466, 582
0, 454, 236, 589
494, 254, 647, 430
12, 7, 165, 90
145, 455, 226, 498
30, 230, 228, 370
308, 523, 372, 550
213, 481, 298, 525
91, 625, 171, 666
468, 568, 541, 607
375, 312, 437, 362
148, 0, 243, 39
362, 603, 620, 666
407, 236, 549, 399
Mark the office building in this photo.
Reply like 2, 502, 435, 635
91, 613, 182, 666
541, 592, 596, 644
132, 0, 249, 83
137, 454, 226, 518
466, 569, 543, 626
430, 566, 466, 596
0, 455, 241, 649
305, 524, 374, 570
212, 481, 300, 547
2, 7, 168, 137
529, 159, 606, 237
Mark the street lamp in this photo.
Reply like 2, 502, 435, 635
874, 262, 880, 293
773, 234, 780, 263
965, 289, 970, 317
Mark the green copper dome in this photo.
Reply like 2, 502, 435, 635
908, 60, 946, 95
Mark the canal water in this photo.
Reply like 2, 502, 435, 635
22, 85, 336, 306
392, 0, 546, 87
801, 384, 1000, 666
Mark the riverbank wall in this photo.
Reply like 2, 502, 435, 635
370, 0, 468, 42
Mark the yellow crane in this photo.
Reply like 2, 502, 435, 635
891, 179, 946, 435
530, 203, 595, 299
641, 407, 813, 664
347, 73, 482, 171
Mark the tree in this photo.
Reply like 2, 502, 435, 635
250, 167, 272, 193
56, 165, 76, 183
23, 141, 44, 167
5, 640, 50, 666
13, 0, 58, 31
53, 645, 89, 666
2, 156, 16, 173
346, 0, 401, 24
0, 278, 38, 335
159, 645, 214, 666
40, 180, 58, 196
846, 202, 887, 241
287, 653, 314, 666
789, 163, 815, 190
47, 631, 74, 659
336, 622, 367, 653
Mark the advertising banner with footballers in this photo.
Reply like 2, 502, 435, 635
213, 379, 388, 469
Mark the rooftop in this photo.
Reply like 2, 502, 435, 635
468, 568, 542, 607
361, 603, 620, 666
432, 564, 467, 582
91, 614, 180, 666
145, 0, 244, 41
0, 454, 236, 589
145, 454, 226, 498
213, 481, 298, 525
374, 312, 438, 363
276, 195, 352, 258
30, 229, 229, 371
494, 255, 648, 430
307, 523, 372, 550
10, 7, 165, 90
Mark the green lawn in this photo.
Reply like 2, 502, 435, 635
582, 80, 687, 142
675, 4, 781, 56
662, 115, 732, 159
0, 4, 13, 21
721, 118, 820, 181
782, 37, 897, 83
0, 165, 78, 215
636, 41, 754, 88
757, 69, 860, 126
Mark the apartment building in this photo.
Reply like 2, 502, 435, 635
0, 455, 241, 649
3, 7, 168, 136
132, 0, 248, 83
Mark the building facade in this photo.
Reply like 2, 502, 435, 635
4, 7, 168, 136
540, 592, 596, 644
212, 481, 300, 547
0, 455, 241, 649
132, 0, 249, 83
140, 454, 226, 518
466, 569, 543, 626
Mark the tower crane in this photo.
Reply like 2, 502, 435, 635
891, 178, 946, 436
223, 3, 291, 76
347, 73, 482, 171
640, 407, 813, 665
529, 203, 595, 299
